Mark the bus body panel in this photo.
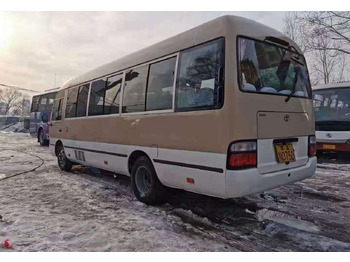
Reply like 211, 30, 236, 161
225, 157, 316, 198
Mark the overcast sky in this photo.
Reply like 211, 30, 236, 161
0, 11, 288, 92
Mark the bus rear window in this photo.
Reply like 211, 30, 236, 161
238, 37, 311, 99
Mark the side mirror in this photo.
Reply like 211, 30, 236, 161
42, 114, 48, 123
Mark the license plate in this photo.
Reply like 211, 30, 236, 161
274, 143, 296, 163
323, 144, 336, 150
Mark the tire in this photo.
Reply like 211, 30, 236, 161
131, 156, 166, 205
57, 144, 73, 172
38, 129, 48, 146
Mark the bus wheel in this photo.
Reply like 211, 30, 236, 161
57, 145, 73, 172
131, 156, 165, 205
38, 129, 48, 146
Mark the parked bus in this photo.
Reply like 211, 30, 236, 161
30, 88, 59, 146
313, 82, 350, 155
49, 16, 317, 204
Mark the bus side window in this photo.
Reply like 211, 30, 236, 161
52, 98, 63, 121
65, 87, 79, 118
45, 92, 57, 111
104, 74, 122, 115
76, 84, 89, 117
31, 96, 40, 112
175, 38, 224, 111
89, 79, 106, 116
122, 65, 148, 113
38, 95, 47, 112
146, 57, 176, 111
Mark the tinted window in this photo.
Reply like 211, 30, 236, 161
52, 98, 63, 121
238, 37, 311, 98
65, 87, 79, 118
38, 96, 47, 111
89, 79, 106, 116
31, 96, 40, 112
146, 57, 176, 111
122, 66, 148, 113
104, 74, 122, 115
45, 92, 57, 111
176, 38, 224, 111
76, 84, 89, 117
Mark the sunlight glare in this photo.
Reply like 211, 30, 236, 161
0, 12, 13, 51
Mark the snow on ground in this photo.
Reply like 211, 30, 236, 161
0, 132, 350, 251
0, 122, 29, 133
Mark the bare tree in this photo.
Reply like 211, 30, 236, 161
282, 12, 307, 53
0, 88, 24, 115
302, 11, 350, 55
283, 12, 348, 84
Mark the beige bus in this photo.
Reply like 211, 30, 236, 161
49, 15, 317, 204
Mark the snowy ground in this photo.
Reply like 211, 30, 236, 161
0, 132, 350, 252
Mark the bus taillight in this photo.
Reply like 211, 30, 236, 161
308, 135, 317, 157
227, 140, 257, 169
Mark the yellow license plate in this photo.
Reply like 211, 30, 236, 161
275, 143, 296, 163
323, 144, 336, 150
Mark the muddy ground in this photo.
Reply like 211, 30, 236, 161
0, 132, 349, 251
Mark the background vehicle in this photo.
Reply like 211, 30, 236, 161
313, 82, 350, 156
30, 88, 59, 146
50, 15, 316, 205
0, 116, 20, 128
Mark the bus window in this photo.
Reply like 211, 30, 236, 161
104, 74, 122, 115
76, 84, 89, 117
38, 95, 47, 111
31, 96, 40, 112
52, 98, 63, 121
89, 79, 106, 116
176, 38, 224, 111
45, 92, 57, 111
65, 86, 79, 118
146, 57, 176, 111
122, 65, 148, 113
238, 37, 311, 98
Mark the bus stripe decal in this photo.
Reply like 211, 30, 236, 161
153, 159, 224, 173
64, 146, 127, 158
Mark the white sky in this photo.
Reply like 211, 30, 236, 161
0, 11, 289, 92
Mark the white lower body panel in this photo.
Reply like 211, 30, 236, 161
225, 157, 317, 198
49, 138, 316, 199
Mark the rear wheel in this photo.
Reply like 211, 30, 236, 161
57, 145, 73, 171
131, 156, 165, 205
38, 129, 48, 146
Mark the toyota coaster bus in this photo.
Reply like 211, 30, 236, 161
49, 16, 317, 204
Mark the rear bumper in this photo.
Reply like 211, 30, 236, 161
225, 157, 317, 198
317, 142, 350, 152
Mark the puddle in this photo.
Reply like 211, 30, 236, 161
256, 209, 320, 233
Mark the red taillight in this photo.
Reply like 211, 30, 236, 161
227, 140, 257, 169
229, 153, 257, 167
309, 135, 317, 157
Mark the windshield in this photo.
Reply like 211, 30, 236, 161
313, 87, 350, 122
238, 37, 311, 98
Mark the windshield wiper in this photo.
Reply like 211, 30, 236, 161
285, 66, 301, 102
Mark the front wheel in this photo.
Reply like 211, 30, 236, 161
57, 145, 73, 172
131, 156, 166, 205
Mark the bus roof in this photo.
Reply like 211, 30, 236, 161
59, 15, 301, 91
312, 82, 350, 91
33, 88, 60, 97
